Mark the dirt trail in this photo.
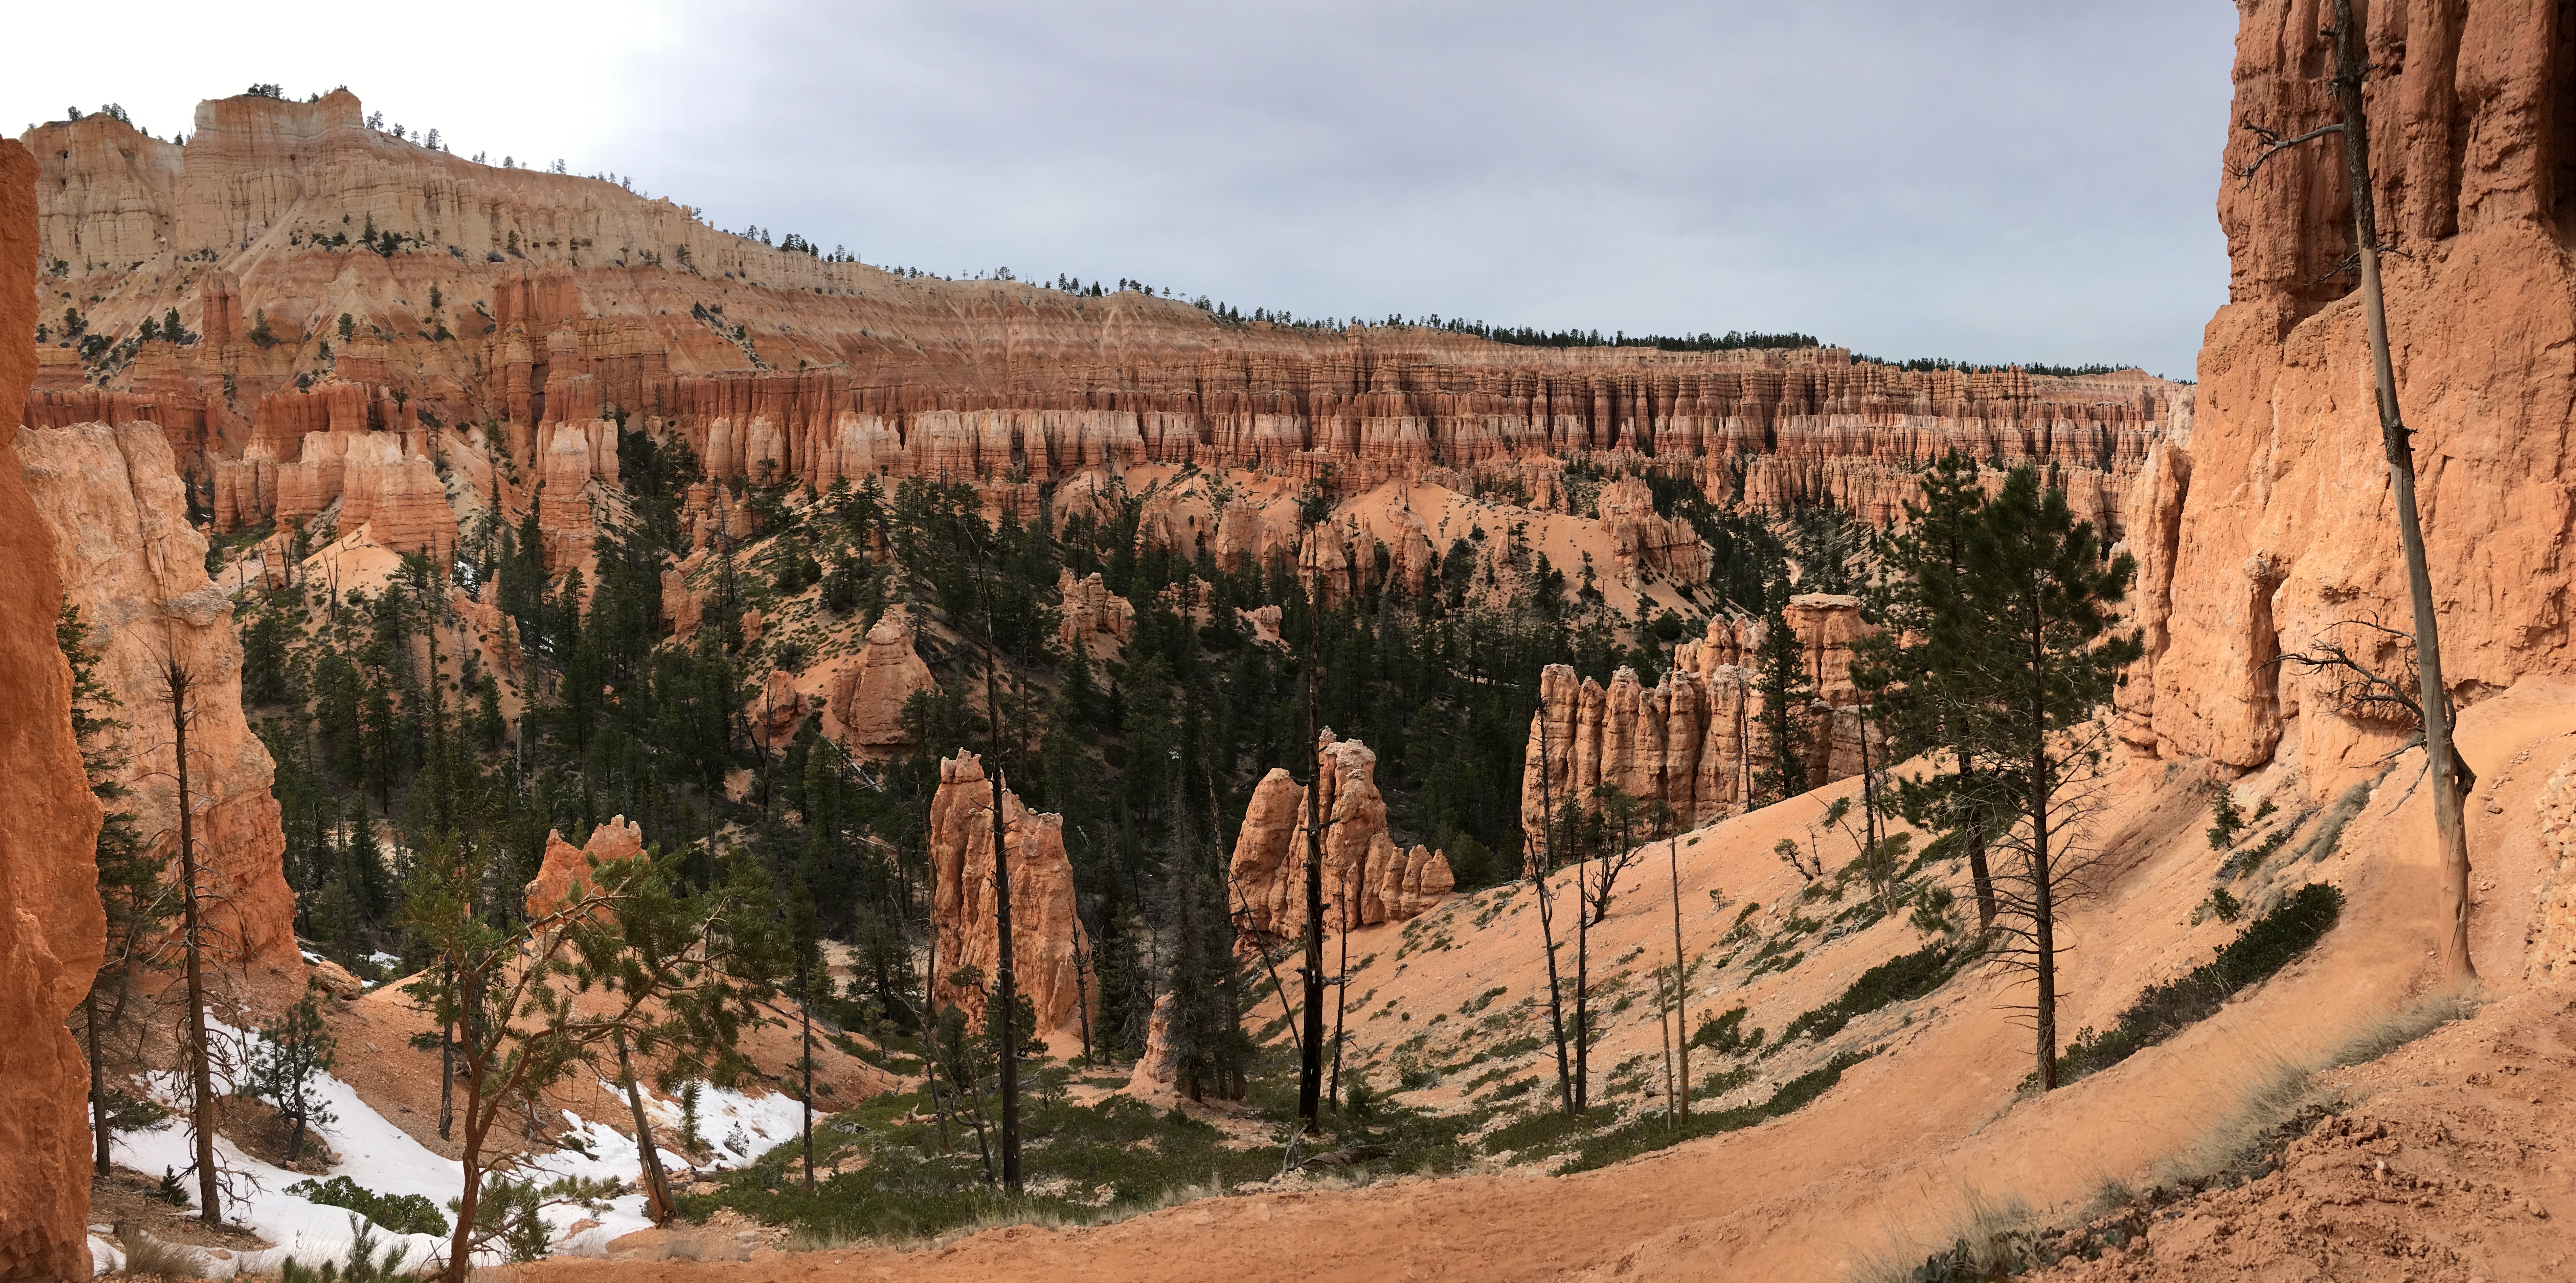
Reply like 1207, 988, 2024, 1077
516, 679, 2576, 1282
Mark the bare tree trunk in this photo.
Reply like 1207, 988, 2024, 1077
2028, 613, 2059, 1092
1329, 843, 1355, 1108
1298, 569, 1326, 1129
800, 962, 816, 1189
977, 547, 1022, 1194
1664, 829, 1689, 1124
615, 1032, 674, 1223
1573, 845, 1591, 1114
168, 660, 221, 1226
87, 989, 110, 1177
2328, 0, 2476, 989
1534, 712, 1577, 1116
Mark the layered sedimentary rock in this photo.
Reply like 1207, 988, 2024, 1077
926, 752, 1091, 1040
16, 418, 299, 968
828, 606, 935, 751
0, 135, 109, 1283
20, 91, 2179, 582
2127, 0, 2576, 801
1229, 734, 1454, 950
524, 816, 648, 922
1521, 597, 1877, 853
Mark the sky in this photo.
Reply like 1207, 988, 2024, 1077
9, 2, 2237, 380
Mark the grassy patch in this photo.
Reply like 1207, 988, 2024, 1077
2049, 882, 2345, 1086
1557, 1048, 1879, 1173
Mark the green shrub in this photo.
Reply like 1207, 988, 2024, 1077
2049, 882, 2345, 1085
285, 1176, 449, 1237
1688, 1006, 1762, 1056
1776, 944, 1959, 1045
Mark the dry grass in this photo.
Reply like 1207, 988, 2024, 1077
119, 1230, 207, 1279
1849, 1186, 2032, 1283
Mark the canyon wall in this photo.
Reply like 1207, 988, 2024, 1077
21, 93, 2180, 571
1229, 734, 1454, 950
926, 752, 1092, 1042
1520, 596, 1875, 852
14, 419, 301, 967
0, 137, 108, 1283
2130, 0, 2576, 801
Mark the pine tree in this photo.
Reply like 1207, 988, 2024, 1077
1945, 466, 2142, 1090
249, 982, 339, 1163
1859, 451, 2004, 927
1752, 601, 1815, 805
61, 602, 163, 1177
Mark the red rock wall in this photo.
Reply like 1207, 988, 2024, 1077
2136, 0, 2576, 798
0, 136, 108, 1283
15, 419, 300, 970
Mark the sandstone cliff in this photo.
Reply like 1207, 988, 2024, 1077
1520, 597, 1876, 853
2120, 0, 2576, 806
0, 136, 109, 1283
926, 752, 1092, 1043
16, 419, 299, 968
1229, 733, 1454, 951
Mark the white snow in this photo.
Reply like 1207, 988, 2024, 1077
103, 1018, 812, 1276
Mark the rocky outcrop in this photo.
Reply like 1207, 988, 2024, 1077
525, 817, 648, 923
1521, 599, 1878, 853
926, 752, 1091, 1041
1056, 570, 1133, 660
1123, 992, 1178, 1097
16, 418, 299, 968
0, 135, 109, 1283
828, 606, 935, 752
2126, 0, 2576, 801
1228, 734, 1453, 950
1596, 475, 1711, 586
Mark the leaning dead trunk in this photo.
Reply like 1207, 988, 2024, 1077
2326, 0, 2476, 989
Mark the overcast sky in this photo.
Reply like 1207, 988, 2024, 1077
12, 2, 2236, 379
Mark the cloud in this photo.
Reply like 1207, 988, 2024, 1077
10, 0, 2233, 378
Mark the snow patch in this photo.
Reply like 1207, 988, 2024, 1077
104, 1019, 814, 1274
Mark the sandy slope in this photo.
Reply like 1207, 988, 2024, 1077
514, 678, 2576, 1282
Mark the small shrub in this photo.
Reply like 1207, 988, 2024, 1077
2048, 883, 2345, 1085
2206, 784, 2246, 851
2204, 887, 2242, 923
1776, 944, 1959, 1045
1689, 1006, 1762, 1056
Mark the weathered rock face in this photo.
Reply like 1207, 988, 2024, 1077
0, 135, 109, 1283
1056, 570, 1134, 660
926, 752, 1092, 1041
828, 606, 935, 752
525, 816, 648, 923
2128, 0, 2576, 800
16, 418, 299, 969
1521, 599, 1878, 853
1228, 734, 1453, 950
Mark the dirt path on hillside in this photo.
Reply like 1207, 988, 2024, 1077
513, 681, 2576, 1283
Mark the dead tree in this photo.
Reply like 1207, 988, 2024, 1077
160, 657, 225, 1226
2235, 0, 2475, 988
